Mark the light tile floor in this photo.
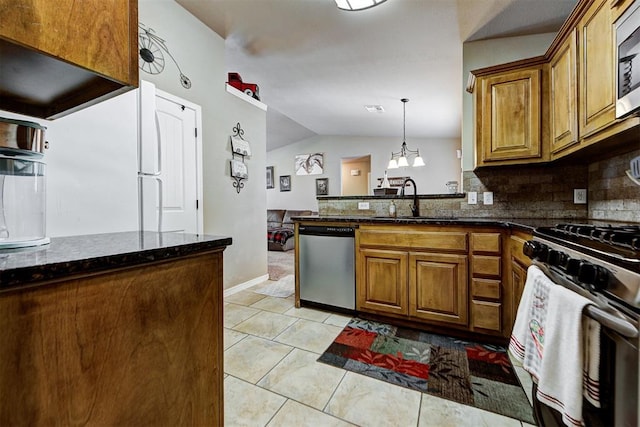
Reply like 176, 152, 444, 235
224, 287, 536, 427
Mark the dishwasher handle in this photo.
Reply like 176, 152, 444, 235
298, 225, 356, 237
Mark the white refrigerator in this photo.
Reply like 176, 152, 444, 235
137, 80, 202, 235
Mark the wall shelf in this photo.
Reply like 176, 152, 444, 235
225, 84, 268, 111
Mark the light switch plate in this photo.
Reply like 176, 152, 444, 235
468, 192, 477, 205
483, 191, 493, 205
358, 201, 370, 210
574, 189, 587, 204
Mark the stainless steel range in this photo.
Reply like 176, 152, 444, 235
523, 223, 639, 427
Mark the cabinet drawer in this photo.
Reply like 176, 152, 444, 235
472, 300, 502, 332
471, 278, 501, 300
471, 233, 501, 254
359, 230, 468, 252
472, 255, 501, 277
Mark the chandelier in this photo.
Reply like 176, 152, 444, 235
388, 98, 425, 169
334, 0, 387, 11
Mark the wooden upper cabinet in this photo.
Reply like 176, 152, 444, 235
578, 0, 616, 138
475, 66, 544, 166
0, 0, 138, 118
0, 0, 137, 84
550, 28, 579, 156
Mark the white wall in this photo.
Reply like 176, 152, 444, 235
461, 33, 557, 172
267, 135, 461, 210
0, 1, 267, 290
0, 89, 139, 238
139, 0, 268, 288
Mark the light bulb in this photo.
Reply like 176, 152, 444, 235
413, 156, 425, 167
388, 159, 398, 169
397, 156, 409, 168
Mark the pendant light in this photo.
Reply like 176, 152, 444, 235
335, 0, 387, 11
388, 98, 425, 169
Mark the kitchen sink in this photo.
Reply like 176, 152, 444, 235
372, 216, 458, 220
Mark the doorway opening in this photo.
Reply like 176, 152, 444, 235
341, 155, 371, 196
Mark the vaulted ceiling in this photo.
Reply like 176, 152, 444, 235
177, 0, 577, 149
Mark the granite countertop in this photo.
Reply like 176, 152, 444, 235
291, 215, 583, 233
317, 193, 466, 200
0, 231, 232, 290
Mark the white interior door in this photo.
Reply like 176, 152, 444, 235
156, 95, 197, 233
139, 81, 203, 234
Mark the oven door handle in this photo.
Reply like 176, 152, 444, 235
584, 305, 638, 339
535, 262, 639, 339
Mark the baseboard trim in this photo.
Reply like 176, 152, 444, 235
224, 274, 269, 297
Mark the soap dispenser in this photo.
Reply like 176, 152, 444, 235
381, 170, 391, 188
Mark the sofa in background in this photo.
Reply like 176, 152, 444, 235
267, 209, 313, 251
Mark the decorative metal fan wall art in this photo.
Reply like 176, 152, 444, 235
138, 23, 191, 89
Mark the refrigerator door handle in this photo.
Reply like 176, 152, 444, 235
138, 175, 164, 233
154, 110, 162, 174
155, 176, 163, 234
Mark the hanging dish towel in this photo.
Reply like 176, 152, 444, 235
509, 265, 600, 427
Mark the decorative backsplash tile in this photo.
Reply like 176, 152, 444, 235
318, 151, 638, 223
460, 164, 589, 219
588, 148, 640, 223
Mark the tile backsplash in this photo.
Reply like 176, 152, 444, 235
588, 148, 640, 223
318, 151, 638, 223
461, 164, 589, 219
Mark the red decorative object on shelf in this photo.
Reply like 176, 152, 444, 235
227, 72, 260, 100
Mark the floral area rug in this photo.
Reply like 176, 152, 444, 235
318, 318, 535, 424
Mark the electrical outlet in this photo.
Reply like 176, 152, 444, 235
358, 201, 370, 210
468, 192, 477, 205
483, 192, 494, 205
574, 189, 587, 204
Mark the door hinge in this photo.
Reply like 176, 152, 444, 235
195, 128, 198, 138
196, 199, 199, 210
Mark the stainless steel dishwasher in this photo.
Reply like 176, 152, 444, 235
298, 224, 356, 310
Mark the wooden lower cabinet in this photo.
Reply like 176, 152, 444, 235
357, 248, 408, 315
0, 251, 224, 426
357, 247, 469, 329
355, 225, 533, 339
409, 252, 468, 326
505, 231, 533, 336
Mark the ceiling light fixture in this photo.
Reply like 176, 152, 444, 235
388, 98, 425, 169
335, 0, 387, 12
364, 105, 385, 113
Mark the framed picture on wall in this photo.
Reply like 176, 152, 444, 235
279, 175, 291, 192
266, 166, 274, 189
316, 178, 328, 196
295, 153, 324, 175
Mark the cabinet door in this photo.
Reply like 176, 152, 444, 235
477, 68, 542, 164
511, 259, 527, 311
578, 0, 615, 138
408, 252, 468, 326
550, 28, 579, 156
357, 248, 408, 315
505, 232, 531, 337
0, 0, 137, 85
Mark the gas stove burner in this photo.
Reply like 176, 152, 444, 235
535, 223, 640, 266
551, 223, 640, 250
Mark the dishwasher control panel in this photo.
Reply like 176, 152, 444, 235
298, 225, 356, 237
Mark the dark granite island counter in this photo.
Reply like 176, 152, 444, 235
0, 231, 231, 426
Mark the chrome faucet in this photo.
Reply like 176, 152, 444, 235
400, 178, 419, 217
